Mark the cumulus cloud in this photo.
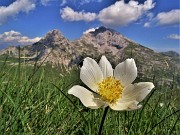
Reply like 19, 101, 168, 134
0, 0, 35, 25
83, 27, 99, 34
60, 0, 155, 27
60, 7, 97, 22
156, 9, 180, 26
167, 34, 180, 40
0, 31, 41, 47
144, 9, 180, 27
98, 0, 155, 26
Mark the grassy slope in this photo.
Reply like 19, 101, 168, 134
0, 56, 179, 135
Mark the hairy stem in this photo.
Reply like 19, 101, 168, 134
98, 106, 109, 135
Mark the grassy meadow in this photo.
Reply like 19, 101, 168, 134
0, 55, 179, 135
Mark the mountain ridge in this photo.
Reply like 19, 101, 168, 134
0, 27, 179, 71
160, 51, 179, 58
1, 26, 179, 88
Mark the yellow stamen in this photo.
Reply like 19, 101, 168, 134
97, 77, 124, 104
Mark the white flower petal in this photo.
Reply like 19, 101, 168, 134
80, 57, 103, 92
133, 82, 154, 102
119, 82, 154, 103
109, 100, 141, 111
68, 85, 104, 109
99, 55, 113, 78
114, 58, 137, 87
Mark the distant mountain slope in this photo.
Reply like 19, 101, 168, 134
160, 51, 179, 58
0, 27, 179, 77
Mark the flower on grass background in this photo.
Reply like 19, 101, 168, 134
68, 56, 154, 111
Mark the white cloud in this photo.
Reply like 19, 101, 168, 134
60, 0, 155, 27
83, 27, 99, 34
144, 9, 180, 27
0, 31, 41, 46
156, 9, 180, 26
144, 22, 151, 27
60, 7, 97, 22
98, 0, 155, 26
0, 0, 35, 25
167, 34, 180, 40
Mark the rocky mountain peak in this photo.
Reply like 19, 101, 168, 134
89, 26, 118, 36
80, 26, 128, 55
38, 29, 69, 47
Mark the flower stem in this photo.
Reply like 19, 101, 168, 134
98, 106, 109, 135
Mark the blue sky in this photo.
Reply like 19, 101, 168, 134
0, 0, 179, 53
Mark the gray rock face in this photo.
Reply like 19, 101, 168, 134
38, 29, 69, 48
79, 26, 128, 55
30, 30, 74, 65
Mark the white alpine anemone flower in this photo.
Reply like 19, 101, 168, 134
68, 56, 154, 111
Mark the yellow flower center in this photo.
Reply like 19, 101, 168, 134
97, 77, 124, 104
